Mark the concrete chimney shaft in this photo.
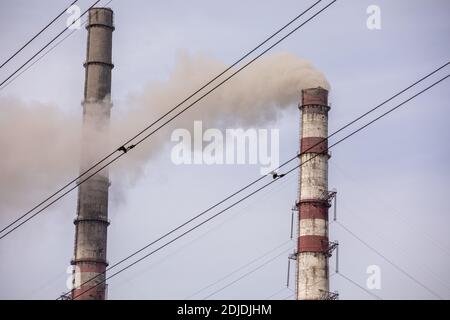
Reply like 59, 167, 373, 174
71, 8, 114, 300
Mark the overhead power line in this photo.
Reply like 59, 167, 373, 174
0, 0, 114, 91
0, 0, 79, 70
265, 287, 292, 300
186, 240, 292, 299
202, 247, 293, 300
267, 273, 336, 300
336, 273, 382, 300
112, 178, 297, 291
0, 26, 82, 91
64, 74, 448, 299
3, 58, 448, 242
0, 0, 101, 88
282, 293, 295, 300
0, 0, 335, 239
336, 221, 445, 300
339, 202, 450, 292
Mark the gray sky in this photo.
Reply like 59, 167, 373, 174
0, 0, 449, 300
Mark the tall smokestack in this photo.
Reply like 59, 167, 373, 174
296, 87, 330, 300
71, 8, 114, 300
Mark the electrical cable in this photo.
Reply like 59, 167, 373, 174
0, 0, 102, 88
112, 176, 296, 292
0, 0, 79, 70
0, 0, 114, 91
338, 202, 450, 292
265, 287, 291, 300
336, 272, 382, 300
273, 273, 336, 300
186, 240, 292, 299
335, 220, 444, 299
65, 74, 448, 299
202, 247, 293, 299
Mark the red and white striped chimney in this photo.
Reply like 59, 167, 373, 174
296, 87, 330, 300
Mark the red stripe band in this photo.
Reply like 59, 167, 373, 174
300, 137, 327, 154
298, 202, 329, 220
298, 235, 329, 253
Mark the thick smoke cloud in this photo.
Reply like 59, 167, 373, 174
0, 52, 328, 215
0, 98, 81, 212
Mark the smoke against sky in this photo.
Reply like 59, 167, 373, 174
112, 52, 328, 182
0, 96, 80, 211
0, 52, 328, 213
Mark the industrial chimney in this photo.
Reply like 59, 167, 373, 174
296, 87, 331, 300
71, 7, 114, 300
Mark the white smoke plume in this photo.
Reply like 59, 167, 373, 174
0, 52, 328, 214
